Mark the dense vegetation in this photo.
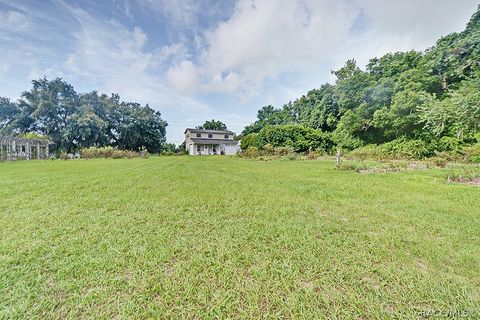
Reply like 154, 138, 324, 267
196, 119, 228, 131
242, 6, 480, 159
241, 125, 333, 153
0, 78, 167, 153
1, 157, 478, 318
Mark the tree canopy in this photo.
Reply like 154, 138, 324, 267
197, 119, 228, 131
0, 78, 168, 153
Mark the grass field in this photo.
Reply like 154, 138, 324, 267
1, 156, 479, 319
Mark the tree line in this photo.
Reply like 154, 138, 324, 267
241, 6, 480, 157
0, 78, 167, 153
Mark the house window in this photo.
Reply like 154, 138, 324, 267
208, 133, 213, 138
196, 133, 201, 137
197, 145, 201, 153
224, 134, 229, 139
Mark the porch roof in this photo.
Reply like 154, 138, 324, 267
0, 135, 52, 145
185, 128, 234, 134
190, 138, 238, 145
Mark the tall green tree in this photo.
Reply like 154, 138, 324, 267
197, 119, 228, 131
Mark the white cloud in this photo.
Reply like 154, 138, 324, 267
166, 60, 201, 94
166, 0, 479, 98
335, 0, 480, 69
0, 10, 31, 33
166, 0, 358, 96
357, 0, 477, 47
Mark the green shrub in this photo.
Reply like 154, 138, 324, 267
347, 145, 384, 160
274, 147, 294, 156
435, 136, 463, 153
306, 150, 323, 160
80, 147, 142, 159
81, 146, 114, 159
240, 133, 259, 150
261, 144, 275, 155
379, 138, 433, 159
461, 143, 480, 163
348, 138, 434, 160
256, 125, 333, 152
241, 147, 260, 159
59, 152, 69, 160
286, 153, 298, 161
429, 157, 448, 168
475, 133, 480, 143
331, 126, 365, 150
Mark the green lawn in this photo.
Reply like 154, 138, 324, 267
1, 156, 479, 319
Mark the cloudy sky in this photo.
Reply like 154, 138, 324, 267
0, 0, 478, 143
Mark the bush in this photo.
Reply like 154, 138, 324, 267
240, 133, 259, 150
348, 138, 435, 160
261, 144, 275, 155
240, 147, 260, 159
461, 143, 480, 163
347, 145, 383, 160
306, 150, 323, 160
331, 126, 365, 150
429, 157, 448, 168
286, 153, 298, 161
435, 136, 463, 153
58, 152, 69, 160
81, 146, 114, 159
256, 125, 333, 153
379, 138, 433, 159
274, 147, 294, 156
80, 147, 142, 159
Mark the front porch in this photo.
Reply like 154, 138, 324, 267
190, 144, 225, 155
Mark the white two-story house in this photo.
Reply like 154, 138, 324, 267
184, 128, 239, 155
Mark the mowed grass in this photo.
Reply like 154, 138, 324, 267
0, 156, 479, 319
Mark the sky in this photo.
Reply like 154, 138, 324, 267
0, 0, 478, 143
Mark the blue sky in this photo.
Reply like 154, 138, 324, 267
0, 0, 478, 143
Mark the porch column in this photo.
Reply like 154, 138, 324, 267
37, 143, 40, 159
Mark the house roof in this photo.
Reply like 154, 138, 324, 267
185, 128, 235, 134
189, 138, 238, 145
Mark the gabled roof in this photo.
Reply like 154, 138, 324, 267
185, 128, 235, 134
189, 138, 238, 145
0, 135, 53, 145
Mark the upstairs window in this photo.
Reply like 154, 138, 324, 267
196, 133, 201, 137
208, 133, 213, 138
224, 134, 229, 139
